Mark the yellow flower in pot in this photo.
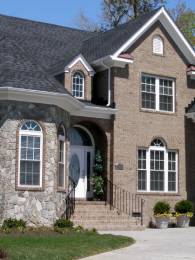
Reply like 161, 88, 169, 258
153, 201, 171, 229
175, 200, 194, 228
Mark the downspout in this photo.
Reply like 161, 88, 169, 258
107, 67, 111, 107
102, 60, 111, 107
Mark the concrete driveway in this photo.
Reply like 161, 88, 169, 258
82, 228, 195, 260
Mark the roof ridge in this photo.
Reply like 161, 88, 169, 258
82, 6, 163, 45
0, 13, 93, 34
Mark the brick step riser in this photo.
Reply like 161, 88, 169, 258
72, 215, 136, 221
73, 208, 133, 214
71, 202, 143, 230
74, 210, 126, 217
72, 223, 144, 231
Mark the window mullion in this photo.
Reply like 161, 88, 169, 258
146, 149, 150, 192
173, 81, 175, 113
156, 77, 160, 111
176, 152, 178, 193
164, 151, 168, 192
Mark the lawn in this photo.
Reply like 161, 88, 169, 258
0, 232, 134, 260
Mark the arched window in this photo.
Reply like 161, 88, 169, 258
68, 127, 93, 146
58, 125, 65, 189
151, 138, 165, 147
72, 72, 84, 99
18, 120, 43, 187
153, 35, 164, 55
138, 138, 177, 193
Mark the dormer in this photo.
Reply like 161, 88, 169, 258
64, 54, 95, 101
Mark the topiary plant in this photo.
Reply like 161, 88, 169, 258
153, 201, 171, 216
91, 175, 105, 200
91, 150, 105, 200
175, 200, 194, 214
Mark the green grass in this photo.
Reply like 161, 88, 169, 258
0, 232, 135, 260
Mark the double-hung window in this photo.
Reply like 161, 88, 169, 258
138, 139, 178, 193
58, 125, 65, 189
72, 72, 84, 99
141, 75, 175, 112
18, 121, 43, 188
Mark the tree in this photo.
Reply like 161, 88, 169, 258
170, 0, 195, 47
75, 0, 166, 31
74, 10, 101, 32
102, 0, 166, 28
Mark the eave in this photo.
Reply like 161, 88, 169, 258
0, 87, 117, 120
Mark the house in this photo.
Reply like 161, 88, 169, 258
0, 6, 195, 229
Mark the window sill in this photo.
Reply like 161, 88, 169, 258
152, 53, 165, 57
137, 191, 180, 196
16, 186, 43, 192
57, 188, 66, 193
140, 108, 176, 116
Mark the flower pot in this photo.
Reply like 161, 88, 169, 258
155, 216, 170, 229
176, 215, 190, 228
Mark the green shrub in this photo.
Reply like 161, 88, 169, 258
2, 218, 26, 230
153, 201, 170, 215
54, 219, 73, 229
91, 176, 105, 200
175, 200, 194, 214
74, 225, 85, 233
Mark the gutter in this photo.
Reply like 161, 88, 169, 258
0, 87, 117, 119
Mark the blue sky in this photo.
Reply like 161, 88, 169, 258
0, 0, 194, 28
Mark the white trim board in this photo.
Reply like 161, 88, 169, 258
0, 87, 117, 119
65, 54, 95, 76
112, 7, 195, 65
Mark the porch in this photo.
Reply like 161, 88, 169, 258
64, 118, 144, 230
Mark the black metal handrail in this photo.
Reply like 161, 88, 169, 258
65, 177, 76, 220
105, 178, 145, 225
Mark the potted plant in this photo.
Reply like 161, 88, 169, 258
153, 201, 171, 229
175, 200, 194, 228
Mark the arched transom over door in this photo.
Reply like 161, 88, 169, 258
68, 126, 94, 199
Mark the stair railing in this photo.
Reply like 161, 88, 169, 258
105, 178, 145, 225
65, 177, 76, 220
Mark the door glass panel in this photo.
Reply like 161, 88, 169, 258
69, 154, 80, 187
87, 152, 91, 192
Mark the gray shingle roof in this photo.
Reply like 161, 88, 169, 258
0, 37, 68, 93
81, 8, 161, 63
0, 14, 95, 75
0, 8, 162, 94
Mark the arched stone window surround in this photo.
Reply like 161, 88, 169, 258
16, 120, 45, 190
57, 123, 66, 190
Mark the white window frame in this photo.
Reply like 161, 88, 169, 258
153, 35, 164, 55
138, 144, 178, 193
72, 71, 85, 99
18, 122, 43, 188
141, 74, 175, 113
58, 132, 66, 189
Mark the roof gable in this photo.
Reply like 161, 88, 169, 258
111, 7, 195, 64
65, 54, 95, 76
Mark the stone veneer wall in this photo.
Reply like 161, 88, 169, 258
0, 101, 70, 226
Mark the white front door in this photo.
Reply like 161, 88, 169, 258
69, 146, 94, 199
